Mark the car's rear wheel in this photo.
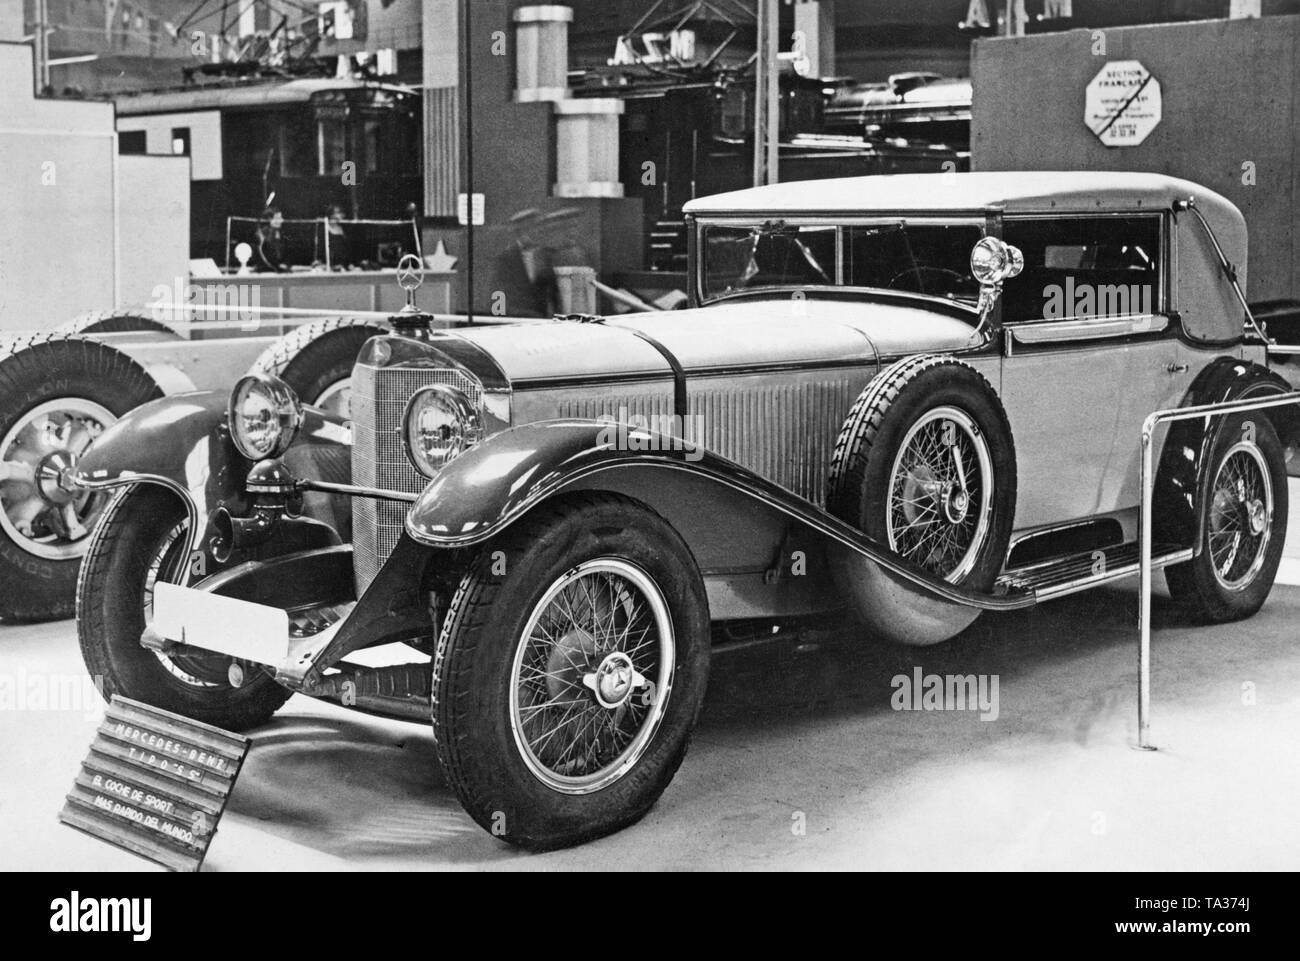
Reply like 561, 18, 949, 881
828, 355, 1016, 594
77, 484, 291, 730
1165, 413, 1288, 623
431, 493, 710, 849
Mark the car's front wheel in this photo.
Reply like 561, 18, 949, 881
1165, 412, 1288, 622
77, 484, 291, 729
431, 493, 710, 849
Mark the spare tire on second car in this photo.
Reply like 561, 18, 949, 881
250, 318, 389, 418
0, 335, 162, 622
827, 354, 1017, 595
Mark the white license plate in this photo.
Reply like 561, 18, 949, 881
153, 584, 290, 666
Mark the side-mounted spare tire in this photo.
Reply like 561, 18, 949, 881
250, 318, 389, 418
0, 334, 163, 622
827, 354, 1017, 596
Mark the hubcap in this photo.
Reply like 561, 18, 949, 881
1208, 441, 1273, 591
509, 558, 674, 795
886, 406, 994, 582
0, 399, 115, 560
943, 486, 970, 525
586, 651, 639, 709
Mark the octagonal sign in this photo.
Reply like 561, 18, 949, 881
1085, 60, 1162, 148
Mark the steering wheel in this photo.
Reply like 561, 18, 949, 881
886, 266, 970, 294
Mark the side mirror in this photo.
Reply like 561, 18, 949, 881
969, 237, 1024, 343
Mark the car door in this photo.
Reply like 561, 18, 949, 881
997, 213, 1184, 532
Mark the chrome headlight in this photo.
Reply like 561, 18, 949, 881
403, 384, 481, 478
228, 373, 303, 461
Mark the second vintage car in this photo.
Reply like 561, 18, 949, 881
74, 172, 1294, 849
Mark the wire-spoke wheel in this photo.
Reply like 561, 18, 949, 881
1207, 442, 1273, 591
1167, 412, 1287, 623
886, 406, 994, 582
432, 493, 710, 849
510, 559, 675, 794
140, 515, 227, 690
77, 484, 291, 729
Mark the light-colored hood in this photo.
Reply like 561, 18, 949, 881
441, 296, 979, 384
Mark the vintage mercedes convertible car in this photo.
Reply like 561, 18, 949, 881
74, 172, 1294, 849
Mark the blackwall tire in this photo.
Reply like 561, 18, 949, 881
827, 354, 1017, 594
0, 335, 163, 622
1165, 412, 1288, 623
250, 318, 388, 418
76, 484, 291, 730
431, 492, 710, 850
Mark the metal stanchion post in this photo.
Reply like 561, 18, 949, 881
1136, 391, 1300, 750
1138, 416, 1157, 750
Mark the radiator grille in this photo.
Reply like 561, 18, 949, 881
351, 362, 483, 595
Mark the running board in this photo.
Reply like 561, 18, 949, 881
995, 542, 1193, 602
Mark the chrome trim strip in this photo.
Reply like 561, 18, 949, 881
1007, 314, 1169, 345
76, 474, 202, 584
1034, 547, 1192, 601
704, 285, 981, 316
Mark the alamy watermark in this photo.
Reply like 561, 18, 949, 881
149, 276, 262, 330
595, 407, 705, 462
891, 667, 999, 721
50, 892, 151, 941
1042, 278, 1153, 321
0, 669, 104, 721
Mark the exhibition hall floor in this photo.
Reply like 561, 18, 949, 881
3, 486, 1300, 871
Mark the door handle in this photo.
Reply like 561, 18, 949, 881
1166, 363, 1190, 374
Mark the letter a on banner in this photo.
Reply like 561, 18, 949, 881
962, 0, 992, 29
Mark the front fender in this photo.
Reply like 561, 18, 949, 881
406, 420, 1035, 645
76, 390, 353, 555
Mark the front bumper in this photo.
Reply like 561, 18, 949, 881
146, 532, 433, 694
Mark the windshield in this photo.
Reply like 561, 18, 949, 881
699, 220, 985, 305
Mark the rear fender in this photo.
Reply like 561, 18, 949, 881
1154, 358, 1295, 547
405, 420, 1035, 645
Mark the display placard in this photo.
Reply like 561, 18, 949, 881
58, 696, 251, 872
1085, 60, 1163, 148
